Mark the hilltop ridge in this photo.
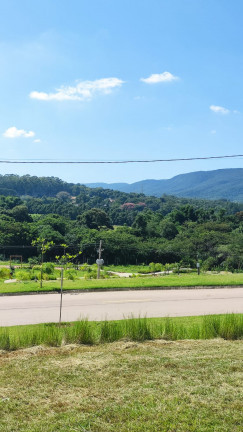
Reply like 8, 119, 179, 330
86, 168, 243, 202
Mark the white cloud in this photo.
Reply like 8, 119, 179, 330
140, 71, 179, 84
3, 126, 35, 138
210, 105, 230, 114
33, 139, 41, 143
30, 77, 124, 101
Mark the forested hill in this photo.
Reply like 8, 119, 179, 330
0, 174, 242, 270
86, 168, 243, 202
0, 169, 242, 203
0, 173, 242, 222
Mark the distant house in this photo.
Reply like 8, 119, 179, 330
137, 202, 146, 207
121, 202, 146, 210
121, 202, 136, 209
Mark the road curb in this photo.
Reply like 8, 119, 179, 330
0, 285, 242, 297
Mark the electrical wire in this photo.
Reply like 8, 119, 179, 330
0, 155, 242, 164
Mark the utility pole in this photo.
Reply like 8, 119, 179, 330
96, 240, 104, 279
59, 268, 64, 325
196, 253, 200, 276
40, 240, 44, 289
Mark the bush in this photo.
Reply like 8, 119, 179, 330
84, 270, 97, 279
65, 270, 77, 280
80, 263, 92, 272
32, 265, 41, 271
149, 262, 163, 273
0, 268, 11, 279
15, 270, 31, 281
28, 257, 40, 267
42, 263, 55, 274
202, 257, 218, 271
31, 271, 41, 280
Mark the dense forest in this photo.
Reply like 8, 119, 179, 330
0, 174, 242, 270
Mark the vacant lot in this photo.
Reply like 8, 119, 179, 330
0, 272, 242, 294
0, 339, 242, 432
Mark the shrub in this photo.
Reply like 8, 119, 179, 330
149, 263, 163, 273
28, 257, 40, 267
0, 268, 11, 279
31, 271, 41, 280
80, 263, 92, 272
84, 270, 98, 279
15, 270, 31, 281
32, 265, 41, 271
65, 270, 77, 280
42, 263, 55, 274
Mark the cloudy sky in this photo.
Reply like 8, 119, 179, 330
0, 0, 243, 183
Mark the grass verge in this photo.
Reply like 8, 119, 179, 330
0, 272, 243, 294
0, 339, 242, 431
0, 314, 242, 351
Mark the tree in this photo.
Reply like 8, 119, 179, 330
160, 220, 178, 240
132, 213, 147, 236
32, 238, 54, 288
11, 205, 32, 222
56, 191, 72, 202
77, 209, 113, 230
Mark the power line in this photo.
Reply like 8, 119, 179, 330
0, 154, 242, 164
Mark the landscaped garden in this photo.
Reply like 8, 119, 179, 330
0, 261, 242, 294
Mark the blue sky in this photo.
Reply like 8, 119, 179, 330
0, 0, 243, 184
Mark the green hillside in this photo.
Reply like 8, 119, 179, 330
86, 168, 243, 202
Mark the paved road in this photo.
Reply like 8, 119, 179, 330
1, 288, 243, 326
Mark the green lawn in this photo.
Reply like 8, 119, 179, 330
0, 272, 242, 294
0, 338, 242, 431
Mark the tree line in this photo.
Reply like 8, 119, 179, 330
0, 189, 242, 271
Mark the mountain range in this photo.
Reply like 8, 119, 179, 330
86, 168, 243, 202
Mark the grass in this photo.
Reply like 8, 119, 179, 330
0, 314, 242, 351
0, 272, 242, 294
0, 338, 242, 431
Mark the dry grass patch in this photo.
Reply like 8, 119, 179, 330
0, 339, 242, 431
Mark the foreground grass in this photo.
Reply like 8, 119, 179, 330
0, 314, 242, 351
0, 272, 242, 294
0, 339, 242, 431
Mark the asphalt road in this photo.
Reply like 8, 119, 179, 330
1, 288, 243, 326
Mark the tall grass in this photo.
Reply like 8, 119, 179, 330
100, 320, 123, 343
0, 328, 11, 350
219, 314, 243, 340
64, 319, 95, 345
125, 316, 153, 341
161, 317, 187, 340
0, 314, 242, 351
